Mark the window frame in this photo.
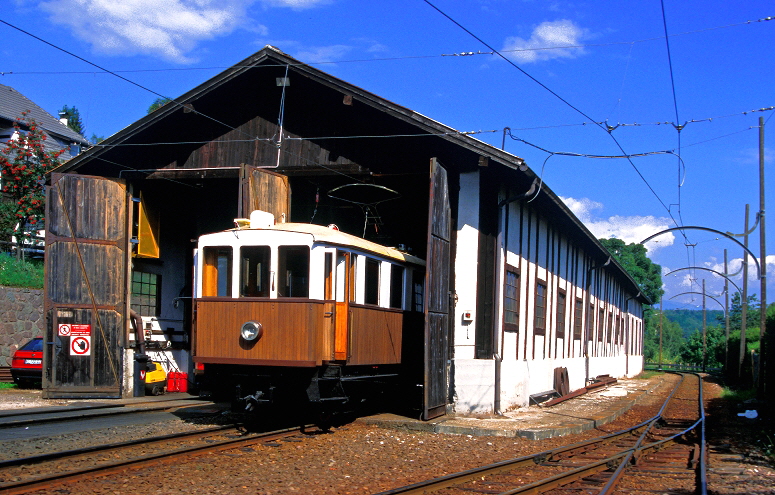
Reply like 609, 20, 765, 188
556, 289, 567, 338
389, 264, 405, 309
364, 257, 380, 306
534, 279, 547, 336
239, 245, 271, 298
277, 245, 310, 298
131, 270, 161, 316
573, 297, 583, 340
202, 246, 232, 297
503, 264, 520, 333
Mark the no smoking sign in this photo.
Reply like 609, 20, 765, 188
70, 336, 91, 356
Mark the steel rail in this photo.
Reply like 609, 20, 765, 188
376, 372, 704, 495
373, 420, 655, 495
600, 373, 703, 494
0, 425, 308, 494
0, 398, 213, 429
598, 372, 689, 493
0, 424, 237, 469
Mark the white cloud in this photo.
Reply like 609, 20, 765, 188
261, 0, 328, 8
707, 255, 775, 286
560, 196, 675, 254
40, 0, 255, 63
294, 44, 352, 64
502, 19, 586, 64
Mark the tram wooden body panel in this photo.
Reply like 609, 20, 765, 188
194, 298, 405, 367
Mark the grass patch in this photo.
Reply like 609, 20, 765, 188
0, 254, 44, 288
0, 383, 17, 390
634, 370, 662, 380
720, 386, 757, 402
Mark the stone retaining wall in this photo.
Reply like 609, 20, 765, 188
0, 286, 44, 367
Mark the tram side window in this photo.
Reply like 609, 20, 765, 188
278, 246, 309, 298
203, 247, 232, 297
364, 258, 380, 305
240, 246, 270, 297
389, 265, 404, 309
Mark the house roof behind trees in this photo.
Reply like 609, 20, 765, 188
0, 84, 89, 145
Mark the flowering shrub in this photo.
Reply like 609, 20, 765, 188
0, 112, 65, 246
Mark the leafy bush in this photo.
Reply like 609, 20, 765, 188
0, 253, 44, 288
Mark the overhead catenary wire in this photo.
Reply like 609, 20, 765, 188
421, 0, 685, 237
2, 15, 770, 77
659, 0, 694, 275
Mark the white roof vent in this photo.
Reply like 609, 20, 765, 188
250, 210, 275, 229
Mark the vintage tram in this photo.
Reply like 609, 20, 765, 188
192, 210, 426, 416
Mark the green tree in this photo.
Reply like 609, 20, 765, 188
680, 325, 725, 368
0, 113, 65, 246
58, 105, 84, 135
718, 293, 760, 333
599, 238, 664, 305
644, 311, 685, 362
147, 97, 171, 114
90, 133, 105, 144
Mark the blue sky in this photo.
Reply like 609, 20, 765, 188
2, 0, 773, 310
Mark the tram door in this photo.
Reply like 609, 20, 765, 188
333, 251, 354, 361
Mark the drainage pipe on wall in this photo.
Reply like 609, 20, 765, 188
494, 178, 538, 415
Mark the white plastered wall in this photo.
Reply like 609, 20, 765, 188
449, 171, 647, 415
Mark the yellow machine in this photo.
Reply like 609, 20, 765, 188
145, 361, 167, 395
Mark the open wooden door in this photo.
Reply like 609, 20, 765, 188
43, 173, 130, 398
239, 165, 291, 221
423, 158, 451, 420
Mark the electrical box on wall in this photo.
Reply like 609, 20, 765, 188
461, 310, 474, 322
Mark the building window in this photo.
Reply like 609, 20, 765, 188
608, 311, 614, 343
598, 308, 605, 341
364, 258, 380, 305
277, 246, 309, 298
588, 304, 595, 341
202, 246, 232, 297
503, 264, 519, 332
556, 290, 566, 338
573, 298, 583, 339
240, 246, 270, 297
389, 265, 404, 309
131, 271, 160, 316
534, 280, 547, 335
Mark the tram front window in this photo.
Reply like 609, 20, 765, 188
278, 246, 310, 298
202, 246, 232, 297
240, 246, 270, 297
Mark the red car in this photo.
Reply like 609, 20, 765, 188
11, 337, 43, 388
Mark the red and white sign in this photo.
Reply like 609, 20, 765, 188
70, 336, 91, 356
70, 324, 91, 336
58, 324, 91, 337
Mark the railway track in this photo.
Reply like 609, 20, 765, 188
0, 396, 214, 430
376, 372, 706, 495
0, 423, 318, 494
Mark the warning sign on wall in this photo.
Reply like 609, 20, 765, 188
70, 336, 91, 356
58, 324, 91, 337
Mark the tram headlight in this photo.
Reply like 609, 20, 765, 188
240, 321, 263, 341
